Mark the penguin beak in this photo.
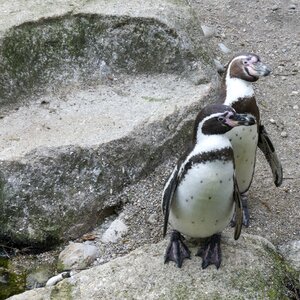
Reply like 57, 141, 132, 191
247, 61, 271, 77
224, 113, 256, 127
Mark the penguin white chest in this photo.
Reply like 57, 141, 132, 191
225, 124, 258, 192
169, 160, 235, 238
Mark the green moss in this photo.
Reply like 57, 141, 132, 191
141, 96, 170, 102
266, 250, 300, 299
50, 280, 73, 300
230, 246, 300, 299
0, 257, 9, 268
0, 263, 26, 300
0, 14, 192, 104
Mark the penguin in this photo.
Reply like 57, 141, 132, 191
219, 53, 283, 226
162, 104, 256, 269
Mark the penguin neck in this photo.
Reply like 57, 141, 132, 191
195, 134, 231, 153
223, 76, 254, 106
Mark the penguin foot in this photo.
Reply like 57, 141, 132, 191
230, 192, 250, 227
164, 230, 191, 268
196, 234, 222, 269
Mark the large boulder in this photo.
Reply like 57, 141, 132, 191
0, 0, 216, 248
0, 0, 212, 104
7, 233, 300, 299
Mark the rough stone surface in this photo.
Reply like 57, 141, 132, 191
2, 0, 300, 299
0, 77, 210, 160
278, 240, 300, 272
101, 218, 128, 243
26, 266, 53, 290
7, 234, 298, 300
0, 0, 212, 104
57, 242, 99, 271
0, 0, 215, 248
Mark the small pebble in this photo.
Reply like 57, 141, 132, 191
293, 105, 299, 110
290, 91, 299, 96
213, 59, 225, 74
269, 118, 276, 124
289, 4, 296, 10
147, 213, 157, 224
201, 25, 216, 37
101, 219, 128, 243
281, 131, 288, 138
218, 43, 231, 54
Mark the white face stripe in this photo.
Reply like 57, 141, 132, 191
224, 56, 254, 106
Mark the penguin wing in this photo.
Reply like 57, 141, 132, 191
162, 165, 180, 237
257, 125, 283, 187
233, 177, 243, 240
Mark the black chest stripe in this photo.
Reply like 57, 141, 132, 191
181, 147, 233, 180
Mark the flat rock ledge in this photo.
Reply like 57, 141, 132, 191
0, 0, 216, 248
7, 233, 299, 299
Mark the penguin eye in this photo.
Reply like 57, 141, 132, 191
218, 116, 225, 122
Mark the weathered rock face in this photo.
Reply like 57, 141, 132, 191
0, 0, 212, 104
7, 234, 300, 300
0, 0, 216, 248
0, 109, 205, 247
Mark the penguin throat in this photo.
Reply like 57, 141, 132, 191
224, 77, 254, 106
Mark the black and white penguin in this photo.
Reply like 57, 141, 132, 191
219, 53, 283, 226
162, 104, 256, 269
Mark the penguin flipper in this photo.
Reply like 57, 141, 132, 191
162, 165, 179, 237
258, 125, 283, 187
233, 177, 243, 240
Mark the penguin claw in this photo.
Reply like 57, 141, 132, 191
196, 234, 222, 269
164, 231, 191, 268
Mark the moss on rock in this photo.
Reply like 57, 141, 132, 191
0, 13, 207, 104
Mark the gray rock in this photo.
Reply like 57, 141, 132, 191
201, 24, 216, 37
281, 131, 288, 138
218, 43, 231, 53
288, 4, 296, 10
57, 242, 99, 271
26, 266, 53, 289
213, 58, 225, 74
0, 0, 213, 105
278, 240, 300, 271
0, 0, 216, 248
271, 5, 279, 11
101, 219, 128, 243
7, 233, 299, 300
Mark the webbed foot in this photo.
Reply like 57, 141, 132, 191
196, 234, 222, 269
164, 230, 191, 268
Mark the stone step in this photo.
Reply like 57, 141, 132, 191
0, 0, 216, 248
0, 75, 210, 160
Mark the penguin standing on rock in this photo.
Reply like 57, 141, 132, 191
219, 53, 283, 226
162, 104, 256, 269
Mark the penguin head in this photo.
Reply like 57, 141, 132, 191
225, 53, 271, 82
193, 104, 256, 140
